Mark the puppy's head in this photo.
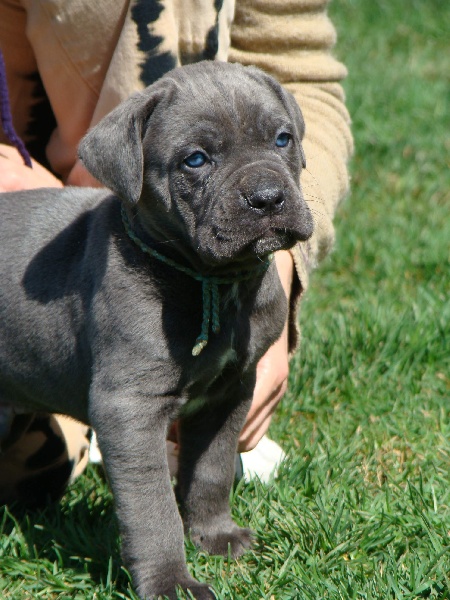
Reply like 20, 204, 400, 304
79, 62, 313, 268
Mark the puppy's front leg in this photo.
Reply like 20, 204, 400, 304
89, 388, 214, 600
176, 377, 254, 557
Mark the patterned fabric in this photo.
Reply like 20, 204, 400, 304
0, 0, 353, 505
0, 413, 89, 506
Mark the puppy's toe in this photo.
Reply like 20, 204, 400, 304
156, 581, 215, 600
193, 526, 253, 558
183, 583, 216, 600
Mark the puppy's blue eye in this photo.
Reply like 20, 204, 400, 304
276, 132, 291, 148
184, 152, 207, 168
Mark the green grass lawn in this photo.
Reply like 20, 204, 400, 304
1, 0, 449, 598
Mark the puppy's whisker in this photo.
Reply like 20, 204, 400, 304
309, 213, 327, 232
307, 204, 326, 215
301, 180, 321, 188
304, 194, 325, 203
302, 166, 322, 188
309, 208, 327, 220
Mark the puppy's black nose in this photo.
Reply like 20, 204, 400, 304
246, 187, 285, 214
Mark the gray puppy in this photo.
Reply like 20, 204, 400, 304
0, 62, 313, 599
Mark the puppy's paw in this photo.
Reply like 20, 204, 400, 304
179, 583, 216, 600
154, 580, 215, 600
192, 526, 253, 558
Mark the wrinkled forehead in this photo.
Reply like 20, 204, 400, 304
152, 67, 299, 143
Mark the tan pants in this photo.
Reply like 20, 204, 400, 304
0, 414, 89, 506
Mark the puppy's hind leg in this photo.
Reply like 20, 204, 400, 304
176, 376, 254, 558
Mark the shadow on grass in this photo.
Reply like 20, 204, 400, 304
0, 465, 132, 593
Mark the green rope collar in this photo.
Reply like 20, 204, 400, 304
121, 206, 273, 356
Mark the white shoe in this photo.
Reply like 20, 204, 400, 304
239, 435, 286, 483
88, 430, 102, 464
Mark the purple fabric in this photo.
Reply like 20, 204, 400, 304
0, 48, 32, 168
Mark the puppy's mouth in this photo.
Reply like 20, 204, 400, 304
196, 221, 311, 269
249, 228, 299, 256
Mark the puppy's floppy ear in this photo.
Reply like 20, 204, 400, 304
78, 86, 163, 204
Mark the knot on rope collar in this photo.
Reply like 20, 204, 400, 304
121, 206, 272, 356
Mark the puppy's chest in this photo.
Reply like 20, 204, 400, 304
139, 267, 284, 416
178, 283, 275, 415
176, 276, 282, 370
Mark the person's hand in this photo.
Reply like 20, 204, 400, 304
0, 144, 63, 191
238, 250, 294, 452
67, 158, 102, 188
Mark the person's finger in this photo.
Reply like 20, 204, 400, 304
0, 146, 62, 191
67, 159, 103, 187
